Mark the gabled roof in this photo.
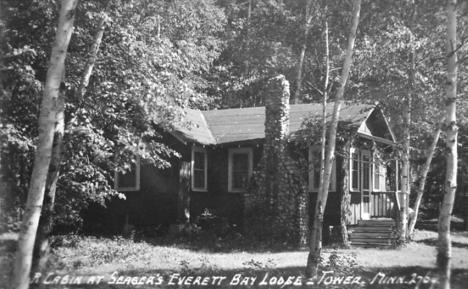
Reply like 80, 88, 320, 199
170, 109, 216, 145
171, 103, 386, 145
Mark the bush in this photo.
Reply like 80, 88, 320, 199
320, 249, 359, 275
194, 208, 236, 238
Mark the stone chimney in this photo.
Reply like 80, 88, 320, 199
264, 75, 290, 147
263, 75, 290, 208
244, 75, 308, 247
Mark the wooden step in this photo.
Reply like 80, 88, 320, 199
350, 238, 396, 244
357, 220, 395, 227
350, 235, 397, 241
353, 226, 394, 232
351, 242, 394, 248
350, 219, 397, 248
350, 232, 395, 238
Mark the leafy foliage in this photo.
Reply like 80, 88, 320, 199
0, 0, 226, 229
1, 0, 468, 233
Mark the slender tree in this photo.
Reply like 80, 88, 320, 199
437, 0, 458, 287
311, 20, 330, 270
293, 0, 315, 104
10, 1, 78, 288
78, 0, 111, 101
245, 0, 252, 75
32, 0, 112, 272
31, 73, 65, 272
407, 121, 442, 237
397, 0, 417, 242
318, 20, 330, 201
305, 0, 361, 278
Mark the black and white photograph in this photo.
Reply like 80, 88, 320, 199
1, 0, 467, 288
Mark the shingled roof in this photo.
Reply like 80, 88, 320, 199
170, 103, 375, 145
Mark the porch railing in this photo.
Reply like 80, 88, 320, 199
370, 191, 400, 220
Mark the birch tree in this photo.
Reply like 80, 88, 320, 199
398, 0, 417, 242
305, 0, 361, 278
31, 74, 65, 272
407, 122, 442, 237
437, 0, 458, 287
32, 0, 111, 272
11, 1, 78, 288
78, 0, 111, 100
293, 0, 314, 104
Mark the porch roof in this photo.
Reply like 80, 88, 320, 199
171, 103, 375, 145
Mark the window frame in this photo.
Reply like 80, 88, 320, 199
191, 146, 208, 192
349, 148, 360, 192
372, 155, 387, 192
361, 150, 372, 191
114, 156, 141, 192
308, 146, 336, 192
228, 147, 253, 193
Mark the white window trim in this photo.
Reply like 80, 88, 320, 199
361, 150, 372, 191
372, 155, 386, 192
228, 147, 253, 193
350, 148, 360, 192
191, 146, 208, 192
114, 156, 141, 191
309, 146, 336, 192
381, 165, 387, 191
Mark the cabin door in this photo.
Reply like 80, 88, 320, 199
361, 151, 372, 220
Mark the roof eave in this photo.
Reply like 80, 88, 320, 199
357, 132, 397, 146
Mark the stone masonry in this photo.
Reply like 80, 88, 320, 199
244, 75, 308, 247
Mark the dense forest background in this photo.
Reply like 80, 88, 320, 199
1, 0, 467, 232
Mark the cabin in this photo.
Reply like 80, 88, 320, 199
94, 76, 401, 247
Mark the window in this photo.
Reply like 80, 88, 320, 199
228, 147, 253, 192
361, 150, 371, 191
115, 157, 140, 191
309, 146, 336, 192
373, 157, 387, 191
350, 148, 389, 193
191, 146, 207, 191
350, 148, 360, 191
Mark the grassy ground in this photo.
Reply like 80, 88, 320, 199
1, 220, 467, 289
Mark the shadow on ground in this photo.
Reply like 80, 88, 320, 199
416, 219, 466, 232
415, 237, 468, 248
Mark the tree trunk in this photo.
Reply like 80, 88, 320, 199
438, 0, 458, 288
464, 185, 468, 231
306, 19, 329, 275
245, 0, 252, 75
32, 1, 110, 272
293, 0, 314, 104
10, 1, 78, 288
78, 0, 111, 101
407, 124, 441, 237
31, 76, 65, 273
178, 161, 191, 224
399, 0, 417, 243
318, 20, 329, 228
464, 180, 468, 231
305, 0, 361, 279
340, 144, 351, 247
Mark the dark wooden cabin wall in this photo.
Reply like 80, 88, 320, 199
84, 163, 180, 234
190, 143, 263, 229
